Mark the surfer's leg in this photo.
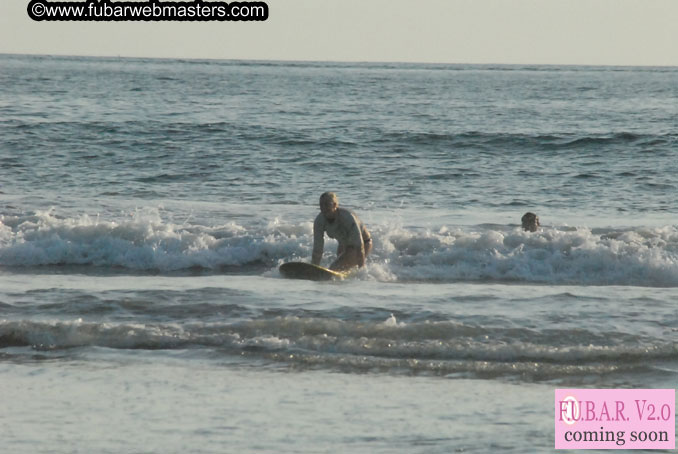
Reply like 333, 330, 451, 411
330, 247, 360, 271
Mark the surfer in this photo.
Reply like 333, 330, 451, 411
521, 212, 540, 232
312, 192, 372, 271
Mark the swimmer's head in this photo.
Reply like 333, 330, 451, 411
521, 212, 540, 232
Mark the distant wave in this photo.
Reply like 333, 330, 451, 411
2, 210, 678, 287
10, 117, 675, 155
374, 131, 676, 152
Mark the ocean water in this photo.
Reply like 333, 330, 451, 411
1, 53, 677, 453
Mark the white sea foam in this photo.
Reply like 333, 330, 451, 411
0, 210, 307, 271
379, 224, 678, 286
2, 210, 678, 286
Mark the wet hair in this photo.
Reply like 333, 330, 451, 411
521, 212, 540, 232
320, 192, 338, 205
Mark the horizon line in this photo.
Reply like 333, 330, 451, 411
2, 51, 677, 70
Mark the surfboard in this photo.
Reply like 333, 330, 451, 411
279, 262, 348, 281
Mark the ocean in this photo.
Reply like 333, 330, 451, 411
1, 53, 677, 453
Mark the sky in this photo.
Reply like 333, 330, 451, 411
0, 0, 677, 66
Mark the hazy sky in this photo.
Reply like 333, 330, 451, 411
1, 0, 677, 66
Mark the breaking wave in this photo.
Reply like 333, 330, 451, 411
2, 209, 678, 286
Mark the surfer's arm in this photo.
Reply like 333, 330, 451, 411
312, 216, 324, 265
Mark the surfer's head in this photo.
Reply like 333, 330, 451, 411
320, 192, 339, 220
521, 212, 540, 232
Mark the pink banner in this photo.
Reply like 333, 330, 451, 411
555, 389, 675, 450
